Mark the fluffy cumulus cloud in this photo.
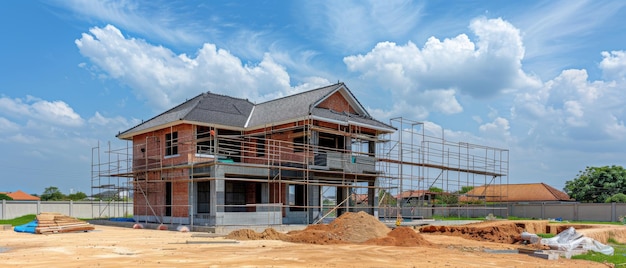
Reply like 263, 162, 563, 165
0, 96, 84, 127
344, 17, 539, 119
512, 50, 626, 151
600, 51, 626, 82
76, 25, 325, 111
479, 117, 511, 141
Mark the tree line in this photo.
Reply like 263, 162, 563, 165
0, 186, 87, 201
564, 165, 626, 203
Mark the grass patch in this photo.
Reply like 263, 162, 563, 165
572, 244, 626, 265
0, 214, 36, 226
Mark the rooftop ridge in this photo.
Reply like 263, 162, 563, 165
255, 82, 342, 106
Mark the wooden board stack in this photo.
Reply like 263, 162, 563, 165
35, 212, 95, 234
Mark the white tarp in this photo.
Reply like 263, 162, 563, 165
540, 227, 614, 256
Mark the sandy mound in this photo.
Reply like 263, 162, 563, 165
286, 211, 391, 244
225, 228, 287, 240
364, 227, 433, 247
225, 211, 433, 246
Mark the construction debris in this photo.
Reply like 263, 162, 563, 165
540, 227, 614, 256
13, 212, 94, 234
35, 212, 94, 234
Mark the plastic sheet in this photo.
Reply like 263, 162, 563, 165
540, 227, 614, 256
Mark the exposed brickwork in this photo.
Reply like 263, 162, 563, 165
318, 91, 356, 114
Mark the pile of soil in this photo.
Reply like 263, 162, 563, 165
225, 211, 431, 246
286, 211, 391, 244
226, 228, 287, 240
419, 221, 524, 244
364, 227, 433, 247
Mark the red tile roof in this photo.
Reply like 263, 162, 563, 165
395, 190, 438, 199
463, 183, 572, 202
0, 190, 40, 201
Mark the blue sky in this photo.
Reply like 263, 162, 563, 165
1, 0, 626, 196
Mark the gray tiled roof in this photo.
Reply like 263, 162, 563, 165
117, 83, 394, 139
245, 83, 340, 128
117, 92, 253, 138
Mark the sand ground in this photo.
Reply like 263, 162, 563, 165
0, 223, 611, 268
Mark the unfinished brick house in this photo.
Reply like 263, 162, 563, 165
95, 82, 510, 226
113, 83, 397, 225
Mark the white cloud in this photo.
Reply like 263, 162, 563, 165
0, 96, 84, 127
344, 17, 540, 119
600, 50, 626, 82
0, 117, 19, 132
512, 59, 626, 151
479, 117, 511, 141
605, 115, 626, 139
32, 100, 84, 127
9, 133, 40, 144
76, 25, 305, 111
88, 112, 134, 127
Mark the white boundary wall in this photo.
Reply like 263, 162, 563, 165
0, 200, 133, 220
3, 201, 626, 223
380, 203, 626, 222
510, 202, 626, 222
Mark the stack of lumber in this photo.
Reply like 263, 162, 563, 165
35, 212, 94, 234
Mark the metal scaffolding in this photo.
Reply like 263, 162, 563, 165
377, 117, 509, 220
91, 116, 509, 226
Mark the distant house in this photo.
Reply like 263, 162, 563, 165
0, 190, 40, 201
350, 193, 369, 205
462, 183, 573, 203
395, 190, 439, 205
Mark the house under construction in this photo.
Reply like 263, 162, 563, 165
91, 83, 509, 226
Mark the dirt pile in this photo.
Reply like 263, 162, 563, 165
364, 227, 433, 247
286, 211, 391, 244
226, 228, 287, 240
225, 211, 431, 246
420, 221, 523, 244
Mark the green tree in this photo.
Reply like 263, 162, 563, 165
428, 186, 444, 193
459, 186, 475, 194
40, 186, 65, 201
0, 193, 13, 200
67, 191, 87, 201
606, 193, 626, 203
564, 165, 626, 203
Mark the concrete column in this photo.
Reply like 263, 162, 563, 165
214, 166, 225, 213
368, 181, 375, 215
308, 185, 320, 223
612, 202, 617, 222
